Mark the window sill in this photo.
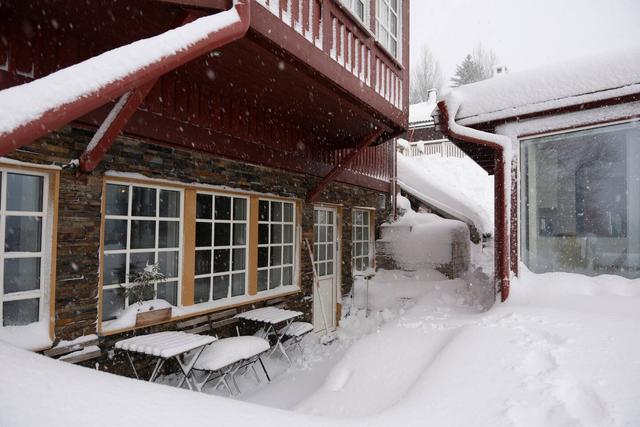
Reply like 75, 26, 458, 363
99, 286, 302, 336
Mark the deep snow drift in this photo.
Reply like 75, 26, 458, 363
2, 264, 640, 427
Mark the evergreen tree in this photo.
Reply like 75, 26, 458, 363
450, 54, 484, 87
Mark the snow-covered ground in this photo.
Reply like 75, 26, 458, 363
3, 263, 640, 427
396, 153, 494, 234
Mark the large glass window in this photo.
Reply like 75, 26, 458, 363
0, 170, 48, 327
102, 183, 182, 321
521, 121, 640, 278
376, 0, 400, 58
194, 193, 248, 303
352, 209, 372, 272
258, 199, 295, 292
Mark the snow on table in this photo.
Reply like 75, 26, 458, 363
115, 331, 216, 359
283, 322, 313, 337
194, 336, 270, 371
236, 307, 302, 324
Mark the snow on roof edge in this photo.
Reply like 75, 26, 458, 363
445, 46, 640, 127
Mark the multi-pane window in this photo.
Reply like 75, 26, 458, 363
258, 199, 295, 291
352, 209, 372, 272
342, 0, 368, 24
102, 183, 182, 321
314, 207, 336, 277
0, 170, 48, 327
376, 0, 400, 58
194, 194, 248, 303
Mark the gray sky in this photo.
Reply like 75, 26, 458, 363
410, 0, 640, 85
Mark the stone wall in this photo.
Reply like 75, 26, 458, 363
6, 126, 391, 374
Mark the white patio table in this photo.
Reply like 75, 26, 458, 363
115, 331, 217, 390
235, 307, 303, 363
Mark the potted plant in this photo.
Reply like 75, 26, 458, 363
121, 263, 172, 326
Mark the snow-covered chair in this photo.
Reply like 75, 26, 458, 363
190, 336, 270, 394
280, 321, 313, 354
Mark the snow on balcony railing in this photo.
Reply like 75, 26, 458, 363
313, 140, 395, 182
255, 0, 402, 110
406, 140, 466, 159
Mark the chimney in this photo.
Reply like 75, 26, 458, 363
427, 88, 437, 104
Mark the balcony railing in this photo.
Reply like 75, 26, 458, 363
406, 140, 467, 159
254, 0, 404, 110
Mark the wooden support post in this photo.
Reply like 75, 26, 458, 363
307, 128, 383, 202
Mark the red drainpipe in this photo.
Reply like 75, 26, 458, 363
438, 99, 511, 302
0, 0, 250, 156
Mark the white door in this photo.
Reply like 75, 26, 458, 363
313, 206, 338, 332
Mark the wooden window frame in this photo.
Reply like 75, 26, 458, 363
98, 175, 301, 336
375, 0, 401, 60
193, 191, 249, 303
101, 181, 185, 322
0, 161, 58, 340
352, 208, 375, 272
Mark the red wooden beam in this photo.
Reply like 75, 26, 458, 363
0, 0, 250, 156
307, 128, 384, 202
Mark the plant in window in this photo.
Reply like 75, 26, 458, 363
121, 263, 166, 305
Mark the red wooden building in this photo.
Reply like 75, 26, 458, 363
0, 0, 409, 364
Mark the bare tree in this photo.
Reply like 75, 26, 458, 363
451, 43, 499, 87
410, 45, 444, 103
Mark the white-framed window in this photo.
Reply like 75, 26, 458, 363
314, 207, 337, 277
376, 0, 401, 59
194, 193, 248, 303
352, 209, 372, 271
258, 199, 296, 291
0, 168, 51, 327
342, 0, 369, 25
102, 182, 183, 321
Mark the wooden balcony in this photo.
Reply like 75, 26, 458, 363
0, 0, 407, 190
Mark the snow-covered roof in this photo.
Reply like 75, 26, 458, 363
446, 46, 640, 126
408, 100, 438, 126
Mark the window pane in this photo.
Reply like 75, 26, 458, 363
327, 261, 334, 275
231, 273, 245, 297
104, 219, 127, 250
283, 245, 293, 264
271, 202, 282, 222
159, 190, 180, 218
157, 281, 178, 306
7, 173, 43, 212
106, 184, 128, 216
214, 223, 231, 247
5, 216, 42, 252
233, 198, 247, 221
283, 266, 293, 287
104, 253, 126, 286
212, 275, 229, 300
233, 223, 246, 246
233, 248, 245, 271
283, 224, 293, 243
4, 257, 40, 294
3, 298, 39, 326
257, 270, 268, 292
194, 277, 210, 303
195, 250, 212, 275
213, 249, 230, 272
129, 252, 155, 275
258, 224, 269, 245
270, 224, 282, 244
270, 246, 282, 266
131, 220, 156, 249
214, 196, 231, 220
159, 221, 179, 248
131, 187, 156, 217
196, 194, 212, 219
283, 203, 293, 222
363, 242, 369, 256
258, 247, 269, 268
363, 211, 370, 226
158, 251, 179, 278
259, 200, 269, 221
319, 262, 326, 276
102, 288, 124, 321
269, 267, 281, 289
196, 222, 212, 247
